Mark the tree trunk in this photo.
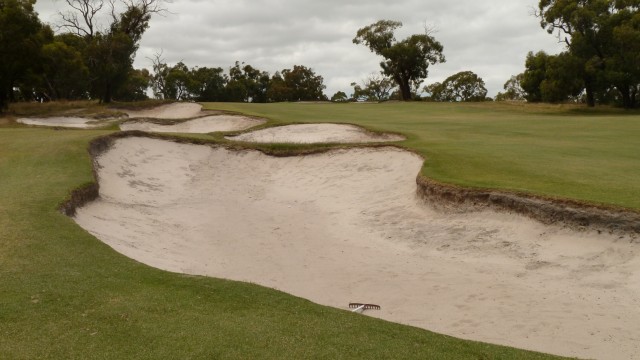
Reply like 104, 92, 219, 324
584, 77, 596, 107
102, 83, 112, 103
0, 88, 8, 112
399, 78, 412, 101
44, 76, 59, 101
617, 84, 633, 109
8, 79, 15, 102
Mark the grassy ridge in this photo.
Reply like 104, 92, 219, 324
0, 126, 564, 359
203, 101, 640, 210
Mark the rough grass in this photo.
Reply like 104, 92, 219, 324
202, 101, 640, 210
0, 123, 569, 359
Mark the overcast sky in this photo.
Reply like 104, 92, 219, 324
35, 0, 565, 97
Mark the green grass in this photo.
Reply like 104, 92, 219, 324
202, 101, 640, 210
0, 125, 565, 359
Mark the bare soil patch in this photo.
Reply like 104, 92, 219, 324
73, 136, 640, 360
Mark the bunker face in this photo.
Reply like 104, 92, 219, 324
228, 123, 404, 143
123, 102, 205, 119
74, 137, 640, 360
119, 115, 266, 133
17, 117, 117, 128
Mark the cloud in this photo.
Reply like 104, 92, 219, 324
36, 0, 564, 97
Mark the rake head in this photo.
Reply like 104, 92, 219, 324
349, 303, 381, 310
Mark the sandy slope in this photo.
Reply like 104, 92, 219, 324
120, 115, 265, 133
228, 123, 404, 143
17, 117, 117, 128
123, 102, 206, 119
74, 137, 640, 360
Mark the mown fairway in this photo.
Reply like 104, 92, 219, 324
206, 101, 640, 210
0, 121, 566, 359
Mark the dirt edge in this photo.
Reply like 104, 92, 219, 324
417, 175, 640, 236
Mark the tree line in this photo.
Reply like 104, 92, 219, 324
0, 0, 327, 111
149, 57, 326, 103
0, 0, 166, 110
2, 1, 639, 110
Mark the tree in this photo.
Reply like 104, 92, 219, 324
188, 66, 227, 102
330, 91, 349, 102
537, 0, 640, 107
239, 63, 270, 103
164, 62, 191, 100
521, 51, 584, 103
115, 68, 151, 101
495, 74, 526, 101
603, 8, 640, 108
85, 30, 136, 103
281, 65, 326, 101
59, 0, 166, 103
521, 51, 549, 102
266, 72, 291, 102
0, 0, 49, 110
149, 51, 171, 99
222, 61, 271, 102
39, 33, 90, 100
424, 71, 488, 102
351, 72, 396, 101
541, 52, 585, 103
353, 20, 445, 101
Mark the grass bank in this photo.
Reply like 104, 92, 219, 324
0, 124, 565, 358
203, 101, 640, 211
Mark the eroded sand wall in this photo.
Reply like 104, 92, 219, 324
417, 176, 640, 235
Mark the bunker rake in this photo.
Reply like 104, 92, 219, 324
349, 303, 381, 313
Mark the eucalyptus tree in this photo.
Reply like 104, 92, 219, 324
537, 0, 640, 107
424, 71, 488, 102
495, 74, 526, 101
0, 0, 49, 110
281, 65, 326, 101
351, 72, 396, 102
521, 51, 584, 103
58, 0, 166, 102
353, 20, 445, 101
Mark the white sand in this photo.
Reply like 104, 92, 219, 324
17, 117, 116, 129
123, 102, 206, 119
228, 123, 404, 143
16, 103, 207, 129
74, 137, 640, 360
119, 115, 265, 133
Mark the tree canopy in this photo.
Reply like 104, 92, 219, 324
353, 20, 445, 101
351, 73, 396, 102
63, 0, 165, 103
537, 0, 640, 108
424, 71, 488, 102
0, 0, 50, 109
148, 58, 327, 103
495, 74, 526, 101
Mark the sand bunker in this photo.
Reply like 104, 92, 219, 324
16, 102, 206, 129
119, 115, 265, 133
17, 117, 117, 129
74, 137, 640, 360
228, 123, 404, 143
123, 102, 207, 119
